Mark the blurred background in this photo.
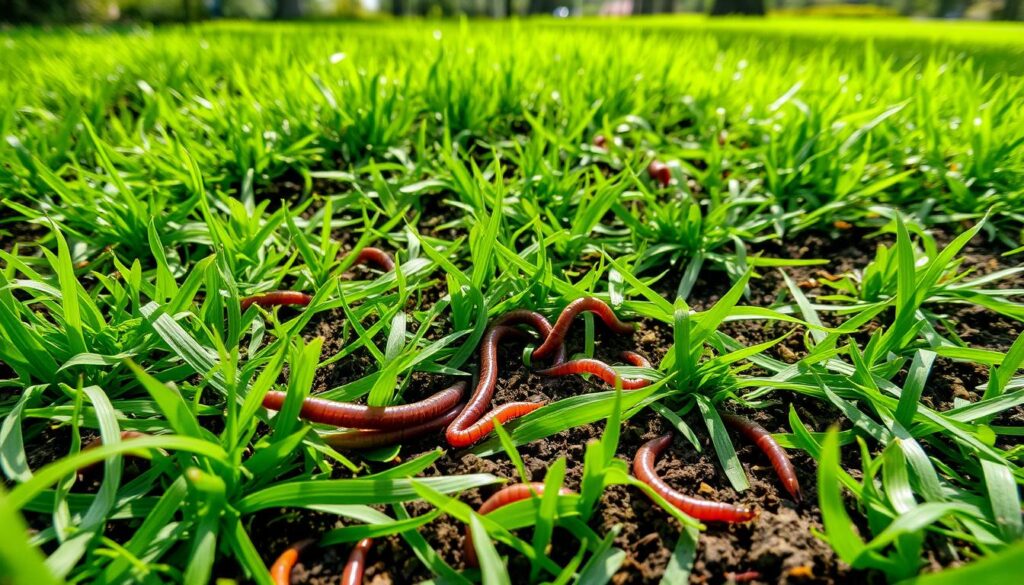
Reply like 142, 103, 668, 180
1, 0, 1019, 23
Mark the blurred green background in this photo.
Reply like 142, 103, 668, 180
1, 0, 1020, 24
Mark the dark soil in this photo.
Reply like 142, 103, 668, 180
11, 218, 1020, 584
239, 227, 1022, 585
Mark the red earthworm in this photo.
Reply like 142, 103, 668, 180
491, 309, 567, 365
341, 538, 374, 585
321, 404, 461, 450
240, 291, 313, 311
721, 413, 802, 503
269, 538, 315, 585
464, 482, 574, 567
446, 324, 542, 448
241, 248, 393, 311
448, 401, 545, 449
648, 160, 671, 187
263, 381, 466, 431
353, 247, 395, 272
531, 297, 635, 361
725, 570, 762, 583
536, 350, 652, 390
633, 434, 757, 523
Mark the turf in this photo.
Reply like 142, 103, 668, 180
1, 15, 1022, 585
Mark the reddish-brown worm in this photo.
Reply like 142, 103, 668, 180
446, 324, 544, 448
341, 538, 374, 585
321, 404, 462, 450
721, 413, 802, 503
633, 434, 758, 523
491, 309, 568, 365
242, 248, 394, 310
240, 291, 313, 311
648, 160, 671, 187
464, 482, 575, 567
353, 247, 395, 272
531, 297, 635, 361
269, 538, 315, 585
262, 381, 466, 431
536, 350, 652, 390
725, 570, 762, 583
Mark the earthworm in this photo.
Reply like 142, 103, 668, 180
446, 324, 542, 448
262, 381, 466, 430
491, 309, 567, 365
647, 160, 671, 187
353, 247, 395, 272
269, 538, 314, 585
240, 291, 313, 311
531, 297, 635, 361
464, 482, 574, 567
341, 538, 374, 585
633, 434, 757, 523
242, 248, 394, 311
536, 350, 652, 390
721, 413, 802, 503
725, 570, 762, 583
321, 404, 462, 450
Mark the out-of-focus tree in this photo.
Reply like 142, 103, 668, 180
275, 0, 304, 18
391, 0, 406, 15
710, 0, 765, 15
633, 0, 654, 14
998, 0, 1021, 19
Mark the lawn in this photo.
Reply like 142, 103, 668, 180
1, 15, 1023, 585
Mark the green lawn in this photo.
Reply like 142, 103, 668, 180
1, 16, 1022, 585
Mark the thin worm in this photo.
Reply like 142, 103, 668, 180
322, 404, 461, 450
531, 297, 634, 361
721, 413, 802, 503
263, 382, 466, 430
448, 401, 545, 449
633, 434, 757, 523
536, 350, 652, 390
648, 160, 671, 187
240, 291, 313, 311
491, 309, 568, 365
341, 538, 374, 585
269, 538, 315, 585
353, 247, 395, 272
464, 482, 574, 567
243, 248, 394, 311
446, 324, 541, 448
725, 570, 762, 583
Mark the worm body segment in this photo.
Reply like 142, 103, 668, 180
241, 291, 313, 311
464, 482, 574, 567
263, 382, 466, 430
537, 351, 652, 390
353, 247, 395, 272
633, 434, 757, 523
721, 413, 802, 503
322, 404, 461, 450
492, 309, 568, 365
341, 538, 374, 585
269, 539, 314, 585
531, 298, 634, 361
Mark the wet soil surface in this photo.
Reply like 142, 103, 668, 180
241, 227, 1021, 585
13, 226, 1021, 584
